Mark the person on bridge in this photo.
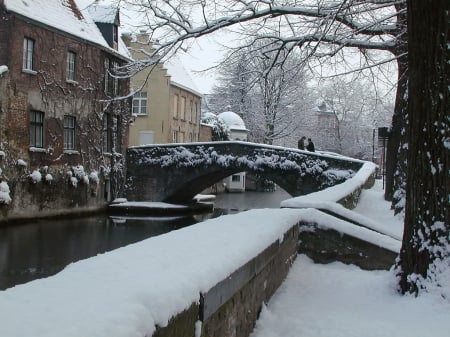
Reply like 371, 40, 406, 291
306, 138, 315, 152
298, 136, 306, 150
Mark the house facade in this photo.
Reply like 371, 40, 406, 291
0, 0, 132, 222
217, 111, 248, 192
126, 33, 202, 146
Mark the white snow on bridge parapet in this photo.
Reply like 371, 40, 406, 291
281, 161, 377, 207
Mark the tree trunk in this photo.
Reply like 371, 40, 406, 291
397, 0, 450, 294
384, 3, 408, 205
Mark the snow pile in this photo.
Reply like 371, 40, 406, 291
0, 65, 8, 75
16, 159, 27, 167
297, 208, 401, 252
0, 181, 11, 204
0, 208, 304, 337
281, 161, 376, 207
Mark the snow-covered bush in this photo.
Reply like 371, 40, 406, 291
89, 171, 99, 185
0, 181, 11, 204
201, 113, 230, 141
45, 174, 53, 183
17, 159, 27, 167
70, 176, 78, 187
82, 175, 89, 185
72, 165, 89, 185
29, 170, 42, 184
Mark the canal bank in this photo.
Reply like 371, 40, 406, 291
0, 189, 291, 290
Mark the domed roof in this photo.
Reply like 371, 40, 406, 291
217, 111, 247, 131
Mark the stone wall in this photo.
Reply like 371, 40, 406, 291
152, 224, 299, 337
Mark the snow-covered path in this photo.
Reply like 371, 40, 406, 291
250, 181, 450, 337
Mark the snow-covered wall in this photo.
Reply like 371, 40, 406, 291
0, 208, 302, 337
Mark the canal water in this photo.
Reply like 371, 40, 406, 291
0, 188, 291, 290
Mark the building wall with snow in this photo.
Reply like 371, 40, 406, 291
0, 1, 131, 222
126, 33, 202, 146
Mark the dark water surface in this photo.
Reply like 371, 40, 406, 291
0, 189, 291, 290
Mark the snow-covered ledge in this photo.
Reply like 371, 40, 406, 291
0, 208, 303, 337
281, 161, 377, 210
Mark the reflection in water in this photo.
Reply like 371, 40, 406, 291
0, 215, 197, 290
0, 188, 291, 290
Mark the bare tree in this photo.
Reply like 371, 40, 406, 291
314, 76, 393, 159
208, 42, 311, 145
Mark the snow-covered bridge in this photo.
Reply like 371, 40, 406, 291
125, 141, 364, 203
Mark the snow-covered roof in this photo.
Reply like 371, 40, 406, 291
86, 1, 119, 24
164, 58, 203, 97
3, 0, 130, 60
217, 111, 247, 131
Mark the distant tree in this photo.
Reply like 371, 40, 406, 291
209, 41, 311, 145
396, 0, 449, 296
207, 55, 253, 118
314, 76, 393, 159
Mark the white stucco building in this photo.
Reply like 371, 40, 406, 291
218, 111, 248, 192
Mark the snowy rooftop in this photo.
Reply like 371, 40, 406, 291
85, 0, 119, 24
164, 57, 203, 97
218, 111, 248, 131
3, 0, 130, 60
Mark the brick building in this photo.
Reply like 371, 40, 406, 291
0, 0, 132, 222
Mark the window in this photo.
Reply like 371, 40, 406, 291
173, 94, 178, 118
194, 102, 198, 122
231, 175, 241, 182
179, 132, 185, 143
64, 116, 75, 150
180, 96, 186, 120
30, 111, 44, 147
66, 51, 76, 81
112, 61, 119, 95
104, 58, 110, 93
133, 91, 147, 115
102, 113, 116, 153
189, 100, 193, 122
113, 25, 119, 49
23, 38, 34, 71
172, 130, 178, 143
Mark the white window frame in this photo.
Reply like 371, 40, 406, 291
133, 91, 148, 115
180, 96, 186, 120
173, 94, 179, 118
30, 111, 44, 148
23, 37, 34, 71
63, 115, 76, 150
66, 51, 76, 82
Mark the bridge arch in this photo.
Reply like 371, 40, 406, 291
125, 141, 364, 203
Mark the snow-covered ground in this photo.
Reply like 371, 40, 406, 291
250, 180, 450, 337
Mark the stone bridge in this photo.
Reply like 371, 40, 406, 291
124, 141, 364, 203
